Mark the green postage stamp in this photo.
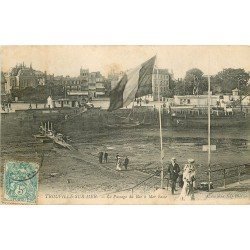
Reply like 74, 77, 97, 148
3, 161, 39, 204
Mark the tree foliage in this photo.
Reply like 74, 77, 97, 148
211, 68, 249, 94
173, 80, 186, 95
11, 85, 65, 102
173, 68, 249, 96
183, 68, 207, 95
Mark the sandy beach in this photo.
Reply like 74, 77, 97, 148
1, 124, 249, 204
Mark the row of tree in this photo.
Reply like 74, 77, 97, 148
171, 68, 250, 96
11, 85, 65, 102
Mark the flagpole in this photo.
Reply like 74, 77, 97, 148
205, 75, 211, 191
156, 62, 164, 189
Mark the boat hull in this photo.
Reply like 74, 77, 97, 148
170, 114, 248, 128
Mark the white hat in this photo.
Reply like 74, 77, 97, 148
171, 157, 176, 161
188, 159, 195, 163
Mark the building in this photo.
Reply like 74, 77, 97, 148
66, 69, 108, 98
1, 71, 7, 101
151, 68, 171, 100
1, 71, 6, 93
5, 63, 43, 93
173, 95, 220, 106
173, 92, 250, 107
62, 75, 87, 98
232, 88, 239, 96
53, 75, 64, 85
79, 67, 89, 81
52, 98, 79, 108
108, 71, 124, 89
231, 88, 250, 106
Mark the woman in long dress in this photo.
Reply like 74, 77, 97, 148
179, 163, 195, 201
116, 157, 122, 171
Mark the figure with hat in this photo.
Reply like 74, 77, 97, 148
123, 156, 129, 170
167, 157, 180, 195
187, 158, 196, 189
104, 151, 108, 163
116, 156, 122, 171
98, 151, 104, 164
179, 159, 196, 201
116, 153, 120, 163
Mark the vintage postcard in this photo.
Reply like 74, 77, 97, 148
0, 45, 249, 204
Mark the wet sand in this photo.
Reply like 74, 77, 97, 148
1, 125, 249, 204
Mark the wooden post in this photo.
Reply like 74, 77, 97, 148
162, 105, 164, 127
205, 75, 212, 191
223, 169, 226, 188
98, 109, 100, 133
157, 67, 164, 189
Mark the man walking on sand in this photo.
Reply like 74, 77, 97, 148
124, 156, 129, 170
104, 152, 108, 163
167, 157, 180, 195
98, 151, 103, 164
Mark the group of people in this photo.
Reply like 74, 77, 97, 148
98, 151, 129, 171
167, 157, 196, 201
98, 151, 109, 164
98, 151, 195, 199
115, 153, 129, 171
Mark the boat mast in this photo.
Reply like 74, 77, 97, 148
205, 75, 211, 191
156, 60, 164, 189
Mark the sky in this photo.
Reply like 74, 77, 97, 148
1, 46, 249, 78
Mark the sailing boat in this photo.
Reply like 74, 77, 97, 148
34, 121, 74, 150
105, 102, 142, 128
105, 114, 141, 128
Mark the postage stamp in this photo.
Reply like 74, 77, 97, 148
3, 161, 39, 204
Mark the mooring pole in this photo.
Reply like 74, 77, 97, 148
206, 75, 211, 191
156, 66, 164, 189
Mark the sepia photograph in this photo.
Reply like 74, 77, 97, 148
1, 1, 250, 250
0, 45, 249, 205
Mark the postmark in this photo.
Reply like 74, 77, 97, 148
3, 161, 39, 204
